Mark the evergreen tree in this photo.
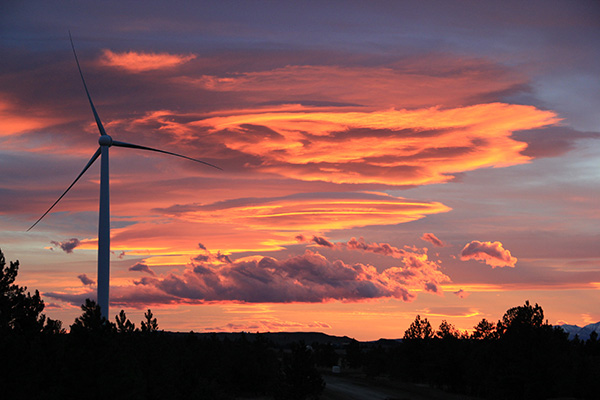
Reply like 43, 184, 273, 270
435, 319, 460, 339
140, 309, 158, 332
115, 309, 136, 333
496, 300, 546, 337
70, 298, 114, 334
0, 249, 60, 336
279, 342, 325, 400
404, 315, 434, 339
471, 318, 497, 339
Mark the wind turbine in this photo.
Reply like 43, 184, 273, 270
28, 33, 221, 319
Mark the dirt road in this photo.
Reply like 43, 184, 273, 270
321, 374, 478, 400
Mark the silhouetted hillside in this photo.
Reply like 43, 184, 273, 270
168, 331, 354, 347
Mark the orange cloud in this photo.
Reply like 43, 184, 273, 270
0, 97, 68, 137
155, 192, 451, 232
195, 103, 558, 185
99, 50, 196, 72
460, 240, 517, 268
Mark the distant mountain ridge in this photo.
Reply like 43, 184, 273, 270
558, 321, 600, 340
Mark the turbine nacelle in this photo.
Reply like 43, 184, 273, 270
99, 135, 113, 147
27, 33, 222, 319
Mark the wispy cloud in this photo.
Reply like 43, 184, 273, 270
181, 60, 528, 109
453, 289, 469, 299
0, 97, 69, 137
99, 50, 196, 72
204, 318, 331, 333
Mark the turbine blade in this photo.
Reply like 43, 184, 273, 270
69, 31, 108, 136
111, 140, 223, 170
27, 147, 102, 232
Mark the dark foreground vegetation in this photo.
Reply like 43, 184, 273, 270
333, 304, 600, 400
2, 249, 599, 399
0, 250, 323, 399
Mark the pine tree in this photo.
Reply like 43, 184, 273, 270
0, 248, 61, 335
70, 298, 114, 334
140, 309, 158, 332
115, 309, 136, 333
404, 315, 434, 339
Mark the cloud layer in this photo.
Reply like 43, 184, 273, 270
153, 102, 558, 186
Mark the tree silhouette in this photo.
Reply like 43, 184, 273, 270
496, 300, 546, 337
278, 342, 325, 400
344, 338, 363, 368
70, 298, 114, 334
0, 248, 60, 336
115, 309, 135, 333
140, 309, 158, 332
471, 318, 497, 339
404, 314, 433, 339
435, 319, 460, 339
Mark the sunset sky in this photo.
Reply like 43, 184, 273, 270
1, 0, 599, 340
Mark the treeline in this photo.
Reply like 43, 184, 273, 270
0, 250, 324, 400
4, 248, 600, 399
310, 301, 599, 400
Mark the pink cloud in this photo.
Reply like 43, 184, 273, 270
46, 249, 450, 307
344, 237, 407, 257
99, 50, 196, 72
51, 238, 81, 254
77, 274, 95, 286
302, 237, 449, 294
182, 59, 527, 109
0, 97, 70, 137
129, 262, 156, 276
148, 250, 449, 302
204, 318, 332, 333
460, 240, 517, 268
421, 233, 447, 247
305, 235, 411, 259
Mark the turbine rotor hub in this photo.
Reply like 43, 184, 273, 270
98, 135, 113, 147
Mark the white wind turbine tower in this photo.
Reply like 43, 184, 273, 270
28, 34, 221, 319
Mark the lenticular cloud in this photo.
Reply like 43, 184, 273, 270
460, 240, 517, 268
